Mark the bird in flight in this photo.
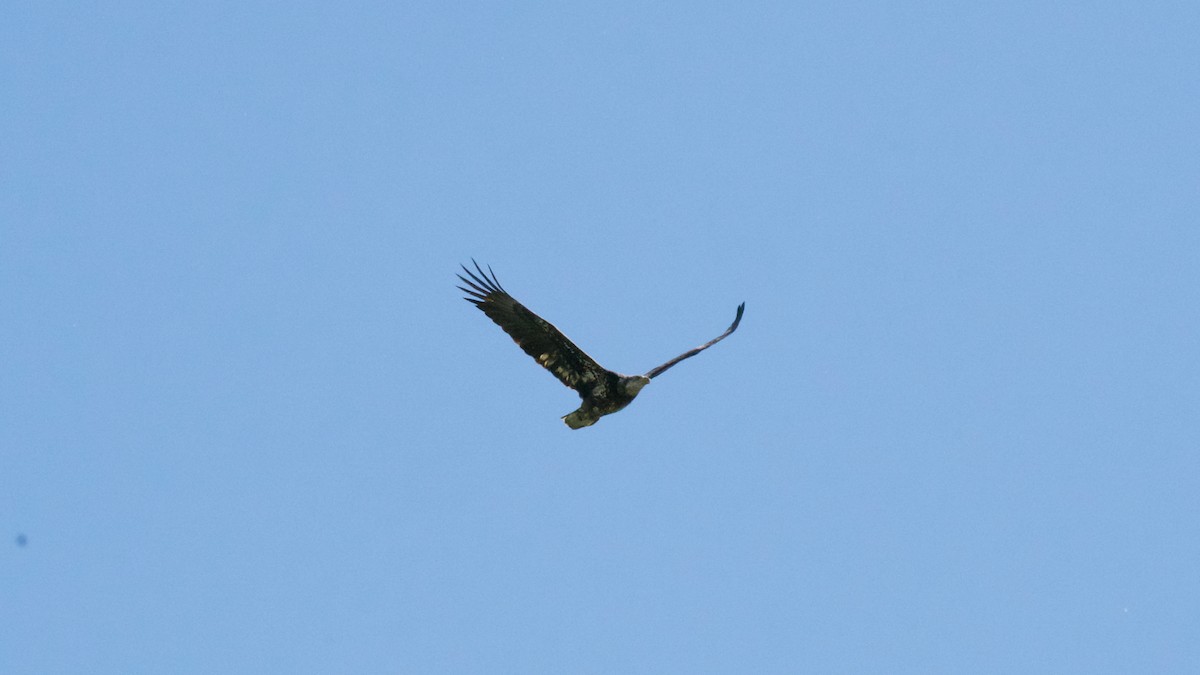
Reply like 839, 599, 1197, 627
458, 260, 744, 429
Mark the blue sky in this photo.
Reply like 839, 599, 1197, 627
3, 2, 1197, 673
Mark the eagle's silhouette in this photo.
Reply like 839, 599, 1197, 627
458, 261, 744, 429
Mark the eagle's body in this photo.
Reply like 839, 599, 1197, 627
560, 371, 649, 429
458, 261, 743, 429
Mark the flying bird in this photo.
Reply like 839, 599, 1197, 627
458, 261, 744, 429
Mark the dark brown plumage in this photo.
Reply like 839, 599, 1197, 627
458, 260, 743, 429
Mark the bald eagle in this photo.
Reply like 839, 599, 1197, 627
458, 261, 744, 429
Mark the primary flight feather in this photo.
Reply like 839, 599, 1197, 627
458, 260, 744, 429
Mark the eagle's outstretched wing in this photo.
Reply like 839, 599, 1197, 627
458, 260, 609, 393
644, 303, 744, 379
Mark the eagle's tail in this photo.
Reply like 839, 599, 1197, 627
562, 407, 598, 429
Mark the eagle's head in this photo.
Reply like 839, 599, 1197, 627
621, 375, 651, 397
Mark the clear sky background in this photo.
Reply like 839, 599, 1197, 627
3, 2, 1197, 673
